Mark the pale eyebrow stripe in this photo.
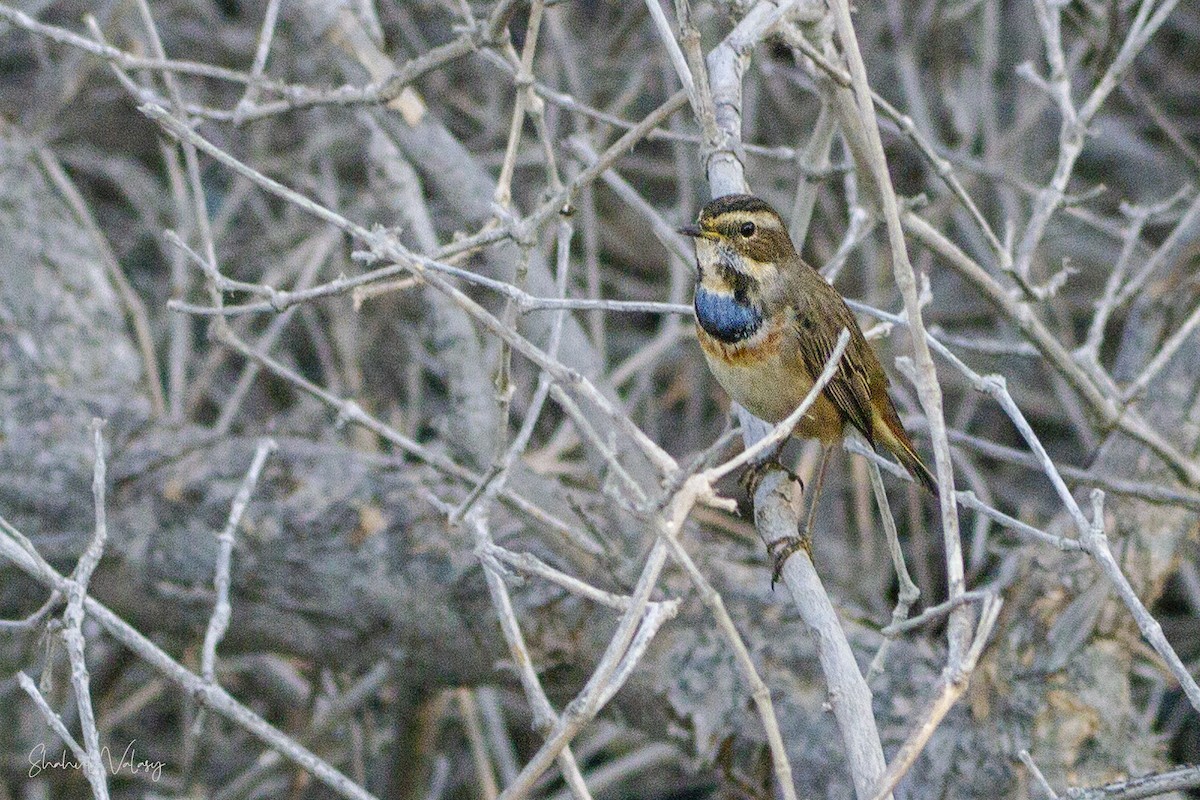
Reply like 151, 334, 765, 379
716, 210, 781, 229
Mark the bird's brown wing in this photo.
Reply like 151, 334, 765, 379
787, 279, 880, 447
780, 264, 939, 495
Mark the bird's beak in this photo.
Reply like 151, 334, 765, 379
678, 223, 705, 238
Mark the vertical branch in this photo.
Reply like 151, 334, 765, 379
656, 526, 800, 800
1080, 490, 1200, 713
448, 215, 594, 799
703, 2, 785, 195
865, 459, 919, 683
756, 469, 890, 800
494, 0, 549, 208
867, 597, 1003, 800
160, 141, 194, 421
788, 99, 838, 252
674, 0, 719, 145
644, 0, 697, 108
456, 689, 501, 800
466, 513, 596, 800
233, 0, 285, 120
452, 217, 575, 521
54, 419, 112, 800
199, 439, 277, 687
492, 534, 675, 800
34, 149, 167, 417
18, 673, 107, 799
824, 0, 969, 664
129, 0, 221, 296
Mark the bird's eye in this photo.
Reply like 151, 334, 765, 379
739, 221, 756, 237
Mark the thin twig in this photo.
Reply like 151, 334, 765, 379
868, 596, 1003, 800
866, 458, 920, 681
0, 520, 379, 800
57, 419, 111, 800
456, 689, 501, 800
196, 439, 277, 719
1020, 749, 1061, 799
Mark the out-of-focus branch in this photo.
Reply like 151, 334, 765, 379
1065, 764, 1200, 799
902, 210, 1200, 486
0, 515, 380, 800
1013, 0, 1182, 290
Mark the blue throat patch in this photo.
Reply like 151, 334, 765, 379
694, 286, 763, 343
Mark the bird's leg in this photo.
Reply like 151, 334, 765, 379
769, 444, 832, 586
802, 444, 832, 542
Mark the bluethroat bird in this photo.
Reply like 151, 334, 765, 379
680, 194, 938, 575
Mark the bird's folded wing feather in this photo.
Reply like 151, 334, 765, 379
790, 295, 877, 447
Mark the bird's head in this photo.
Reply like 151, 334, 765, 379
679, 194, 797, 286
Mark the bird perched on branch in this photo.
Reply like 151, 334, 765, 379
680, 194, 937, 575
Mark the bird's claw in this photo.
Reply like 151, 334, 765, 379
738, 460, 809, 588
767, 531, 811, 588
738, 459, 802, 499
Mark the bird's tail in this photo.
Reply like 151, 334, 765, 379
872, 404, 939, 498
